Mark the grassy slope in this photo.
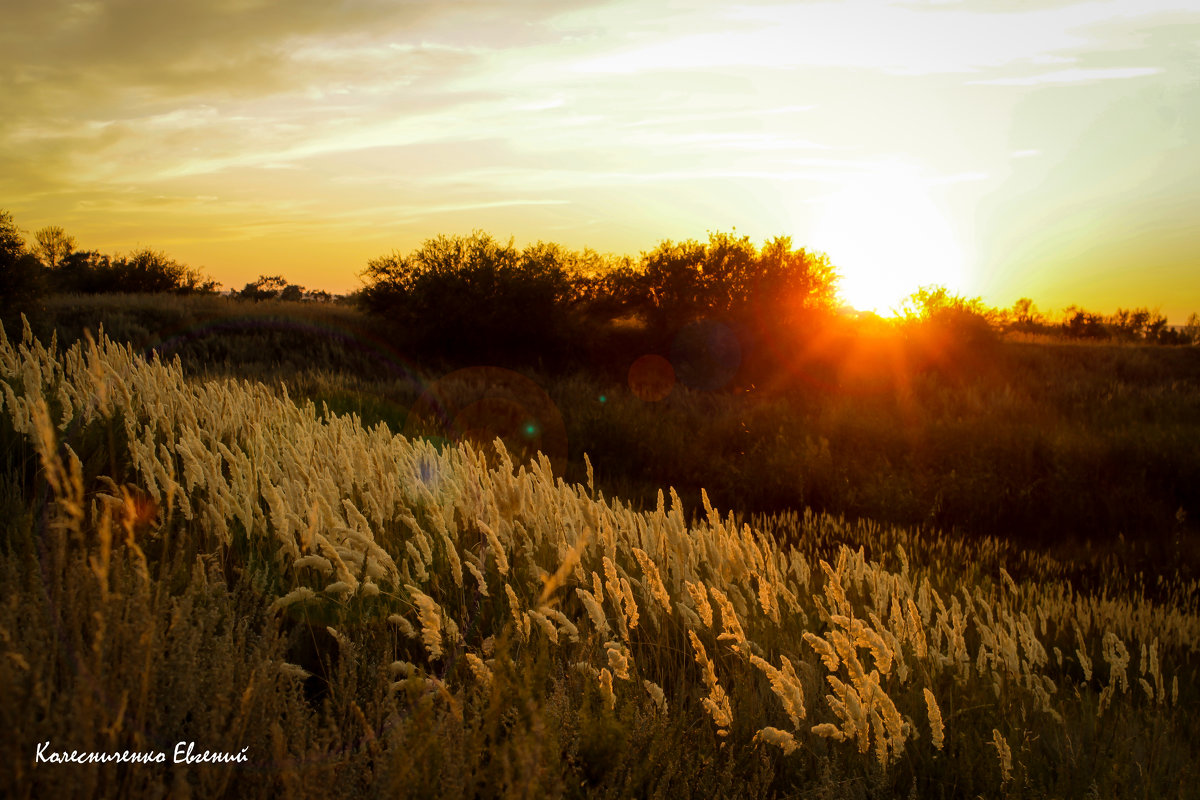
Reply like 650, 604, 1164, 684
28, 294, 1200, 568
1, 322, 1197, 798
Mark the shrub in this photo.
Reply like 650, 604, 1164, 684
361, 231, 574, 363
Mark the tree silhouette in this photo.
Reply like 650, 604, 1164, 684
1184, 312, 1200, 345
361, 231, 572, 362
639, 231, 838, 332
33, 226, 76, 268
1, 210, 45, 319
241, 275, 289, 300
0, 210, 23, 263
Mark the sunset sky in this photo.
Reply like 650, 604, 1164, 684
3, 0, 1197, 318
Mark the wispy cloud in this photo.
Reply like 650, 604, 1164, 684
968, 67, 1162, 85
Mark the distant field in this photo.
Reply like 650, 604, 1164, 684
26, 294, 1200, 570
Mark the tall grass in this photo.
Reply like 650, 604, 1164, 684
2, 321, 1197, 797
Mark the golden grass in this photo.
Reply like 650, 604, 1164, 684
2, 317, 1198, 797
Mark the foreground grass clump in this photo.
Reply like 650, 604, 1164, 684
1, 321, 1198, 798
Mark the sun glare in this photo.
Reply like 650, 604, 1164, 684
812, 168, 966, 315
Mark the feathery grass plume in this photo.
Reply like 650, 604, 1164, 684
754, 727, 799, 755
1075, 627, 1093, 682
1000, 567, 1018, 596
856, 625, 893, 676
326, 626, 352, 652
599, 667, 616, 710
804, 632, 841, 673
619, 577, 640, 632
278, 662, 311, 681
923, 688, 945, 750
684, 581, 715, 628
605, 641, 632, 681
602, 556, 623, 607
463, 652, 493, 690
528, 609, 559, 644
811, 723, 845, 741
689, 630, 733, 733
826, 675, 870, 753
1101, 631, 1130, 693
389, 661, 417, 680
541, 606, 580, 643
677, 602, 704, 631
991, 729, 1013, 783
464, 559, 490, 597
812, 594, 832, 625
387, 613, 417, 639
442, 533, 466, 585
870, 678, 905, 758
270, 587, 316, 612
820, 558, 851, 617
906, 598, 928, 658
756, 575, 779, 623
504, 583, 529, 641
1147, 640, 1162, 701
709, 586, 747, 651
324, 580, 355, 597
294, 554, 334, 576
406, 584, 444, 660
537, 532, 589, 605
632, 547, 673, 616
750, 654, 806, 727
576, 587, 610, 635
829, 630, 869, 691
404, 541, 429, 582
477, 518, 509, 576
643, 680, 667, 715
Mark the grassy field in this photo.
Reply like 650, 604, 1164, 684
29, 294, 1200, 562
2, 297, 1198, 797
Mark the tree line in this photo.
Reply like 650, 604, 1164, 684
0, 211, 339, 317
358, 229, 838, 363
0, 212, 218, 309
4, 208, 1197, 353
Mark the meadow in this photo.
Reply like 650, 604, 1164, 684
2, 295, 1199, 798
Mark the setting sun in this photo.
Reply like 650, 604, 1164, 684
813, 167, 967, 315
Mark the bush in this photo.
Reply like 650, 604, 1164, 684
44, 247, 219, 295
639, 231, 838, 333
361, 232, 574, 363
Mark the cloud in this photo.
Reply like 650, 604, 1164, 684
967, 67, 1162, 85
2, 0, 1197, 307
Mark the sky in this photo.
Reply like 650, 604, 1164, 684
2, 0, 1197, 318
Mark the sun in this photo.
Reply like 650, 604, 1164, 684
811, 166, 967, 315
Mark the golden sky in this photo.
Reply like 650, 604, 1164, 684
3, 0, 1197, 318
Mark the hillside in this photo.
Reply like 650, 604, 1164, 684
1, 312, 1198, 797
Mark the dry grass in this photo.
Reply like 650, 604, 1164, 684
2, 319, 1198, 798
